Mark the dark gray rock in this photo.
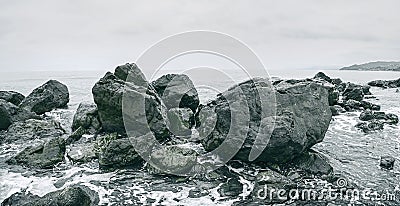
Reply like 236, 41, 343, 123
368, 78, 400, 88
92, 63, 170, 140
313, 72, 332, 83
199, 78, 332, 164
291, 151, 333, 175
339, 100, 380, 112
355, 120, 384, 133
342, 83, 367, 101
380, 156, 395, 170
218, 178, 243, 197
0, 91, 25, 105
6, 137, 66, 168
98, 137, 142, 169
167, 108, 194, 136
328, 90, 339, 106
2, 185, 98, 206
0, 99, 39, 131
72, 102, 101, 134
19, 80, 69, 114
0, 119, 65, 144
330, 105, 346, 116
359, 110, 399, 124
151, 74, 199, 112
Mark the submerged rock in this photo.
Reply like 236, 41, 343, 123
0, 91, 25, 105
19, 80, 69, 114
368, 78, 400, 88
199, 78, 332, 164
380, 156, 395, 170
92, 63, 170, 140
0, 99, 39, 131
151, 74, 200, 112
72, 102, 101, 134
167, 108, 194, 136
2, 185, 98, 206
0, 119, 65, 144
359, 110, 399, 124
355, 120, 384, 133
6, 137, 66, 168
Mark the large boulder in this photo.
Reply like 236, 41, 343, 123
0, 119, 65, 144
342, 83, 367, 101
151, 74, 199, 112
92, 63, 170, 139
2, 185, 98, 206
0, 99, 39, 131
19, 80, 69, 114
291, 150, 333, 175
6, 137, 66, 169
0, 91, 25, 105
198, 78, 332, 164
71, 102, 101, 134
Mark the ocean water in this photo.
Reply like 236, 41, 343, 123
0, 69, 399, 205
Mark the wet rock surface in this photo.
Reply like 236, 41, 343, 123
368, 78, 400, 88
92, 63, 170, 140
0, 99, 39, 131
0, 91, 25, 105
199, 78, 332, 164
380, 156, 395, 170
6, 137, 66, 169
151, 74, 200, 112
19, 80, 69, 114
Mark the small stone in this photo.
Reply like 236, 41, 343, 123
380, 156, 395, 170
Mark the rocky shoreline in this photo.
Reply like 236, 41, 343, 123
0, 64, 399, 205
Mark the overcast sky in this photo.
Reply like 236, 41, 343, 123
0, 0, 399, 72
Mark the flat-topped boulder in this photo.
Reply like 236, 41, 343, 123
19, 80, 69, 114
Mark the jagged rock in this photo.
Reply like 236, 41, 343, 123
98, 137, 142, 169
359, 110, 398, 124
313, 72, 332, 83
147, 145, 198, 175
0, 99, 39, 131
6, 137, 66, 169
19, 80, 69, 114
66, 126, 86, 144
368, 78, 400, 88
0, 91, 25, 105
151, 74, 199, 112
380, 156, 395, 170
328, 90, 339, 106
355, 120, 384, 133
92, 63, 170, 140
330, 105, 346, 116
199, 78, 332, 164
342, 83, 369, 101
2, 185, 98, 206
72, 102, 101, 134
291, 151, 333, 175
167, 108, 194, 136
339, 100, 380, 111
0, 119, 65, 144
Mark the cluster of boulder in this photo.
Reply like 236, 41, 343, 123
2, 64, 398, 204
368, 78, 400, 89
312, 72, 399, 133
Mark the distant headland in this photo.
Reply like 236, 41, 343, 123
340, 61, 400, 71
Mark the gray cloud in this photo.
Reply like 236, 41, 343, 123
0, 0, 399, 71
